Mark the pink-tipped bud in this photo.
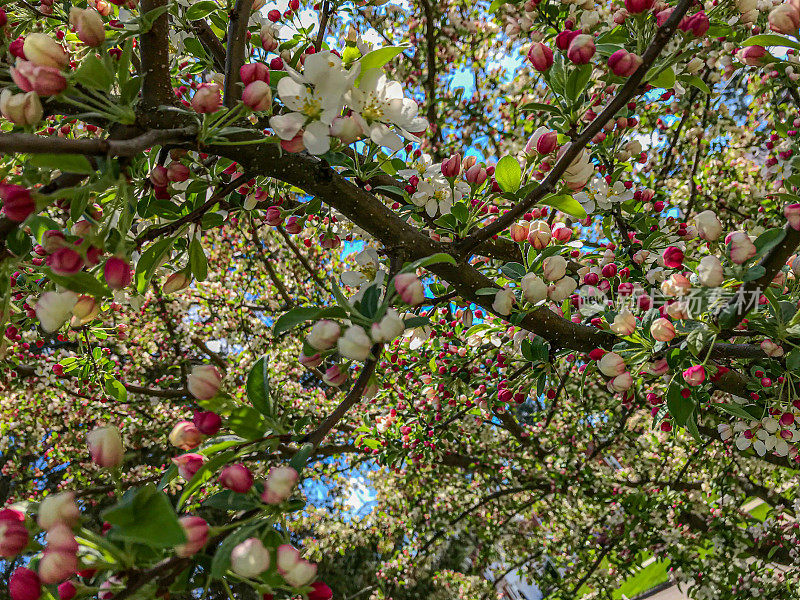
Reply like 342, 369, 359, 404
0, 514, 29, 557
394, 273, 425, 306
172, 453, 205, 480
87, 426, 124, 468
191, 83, 222, 114
167, 163, 190, 182
0, 184, 35, 223
441, 154, 462, 178
683, 365, 706, 386
510, 222, 529, 243
219, 464, 254, 493
9, 567, 41, 600
322, 364, 347, 387
526, 42, 553, 71
193, 410, 222, 435
608, 49, 642, 77
240, 62, 270, 85
103, 257, 132, 290
299, 351, 323, 368
624, 0, 653, 13
168, 421, 203, 450
261, 465, 298, 504
48, 247, 84, 276
38, 492, 80, 531
175, 516, 208, 557
566, 34, 595, 65
465, 164, 488, 185
662, 246, 684, 269
769, 4, 800, 34
307, 320, 340, 350
187, 365, 222, 401
738, 45, 768, 66
650, 318, 675, 342
242, 80, 272, 111
231, 538, 271, 577
785, 203, 800, 230
163, 272, 192, 294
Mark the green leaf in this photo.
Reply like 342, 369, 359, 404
29, 154, 95, 174
189, 238, 208, 282
742, 34, 800, 52
290, 442, 314, 473
74, 54, 114, 92
565, 64, 592, 102
666, 383, 694, 426
678, 75, 711, 95
519, 102, 561, 114
402, 252, 457, 272
488, 0, 508, 11
273, 305, 347, 336
541, 194, 587, 219
43, 268, 112, 297
403, 316, 430, 328
743, 264, 766, 282
102, 485, 186, 548
135, 237, 175, 294
246, 356, 272, 418
203, 489, 261, 511
184, 0, 218, 20
227, 406, 266, 440
718, 403, 759, 421
753, 227, 786, 257
686, 325, 713, 357
648, 66, 675, 89
105, 378, 128, 402
495, 156, 522, 193
356, 46, 407, 82
499, 262, 526, 280
685, 412, 702, 442
6, 227, 31, 256
786, 349, 800, 371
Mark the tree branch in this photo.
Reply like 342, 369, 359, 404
139, 0, 175, 108
223, 0, 252, 107
0, 128, 196, 157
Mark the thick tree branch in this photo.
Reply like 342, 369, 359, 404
139, 0, 175, 108
223, 0, 252, 107
0, 128, 196, 157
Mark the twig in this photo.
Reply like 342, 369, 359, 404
0, 128, 196, 157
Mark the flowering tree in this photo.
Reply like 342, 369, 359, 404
2, 0, 800, 598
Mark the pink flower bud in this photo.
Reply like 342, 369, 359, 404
0, 184, 35, 222
761, 339, 784, 357
285, 215, 303, 234
510, 222, 529, 243
57, 581, 76, 600
9, 37, 26, 60
610, 310, 636, 336
35, 291, 78, 333
11, 61, 67, 96
492, 288, 515, 315
441, 154, 462, 178
394, 273, 425, 306
725, 231, 757, 264
193, 410, 221, 435
172, 453, 205, 480
23, 33, 68, 69
738, 45, 768, 66
307, 319, 341, 350
542, 254, 567, 281
45, 524, 78, 554
322, 364, 347, 387
219, 464, 254, 493
167, 163, 190, 183
555, 28, 581, 51
694, 210, 722, 240
650, 318, 675, 342
162, 272, 192, 294
0, 514, 29, 557
69, 8, 105, 47
567, 35, 595, 65
260, 24, 279, 51
187, 365, 222, 401
552, 224, 572, 242
598, 352, 626, 377
680, 11, 710, 36
661, 273, 691, 296
240, 62, 270, 85
769, 4, 800, 34
0, 89, 43, 126
47, 247, 84, 275
175, 516, 208, 557
149, 165, 169, 187
264, 205, 283, 226
465, 164, 488, 185
103, 257, 132, 290
298, 352, 322, 370
526, 42, 553, 71
87, 426, 124, 468
277, 545, 318, 587
527, 220, 552, 249
168, 421, 203, 450
38, 492, 80, 531
662, 246, 684, 269
698, 255, 724, 287
261, 465, 299, 504
785, 203, 800, 230
242, 80, 272, 111
42, 230, 67, 253
191, 83, 222, 114
624, 0, 653, 13
9, 568, 41, 600
608, 49, 642, 77
649, 358, 670, 375
609, 371, 633, 392
656, 8, 674, 26
38, 549, 77, 584
231, 538, 271, 577
683, 365, 706, 386
308, 582, 333, 600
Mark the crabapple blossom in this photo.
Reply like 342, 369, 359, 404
23, 34, 68, 69
69, 8, 105, 46
0, 514, 28, 557
726, 231, 757, 264
527, 220, 551, 249
542, 255, 567, 281
566, 35, 595, 65
261, 465, 298, 504
371, 309, 405, 342
650, 318, 676, 342
785, 203, 800, 230
231, 538, 271, 578
338, 325, 372, 360
172, 454, 205, 480
683, 365, 706, 385
86, 426, 124, 468
168, 421, 203, 450
35, 291, 78, 333
598, 352, 626, 377
394, 273, 425, 306
277, 544, 318, 587
307, 320, 341, 350
760, 339, 784, 357
610, 310, 636, 336
521, 273, 548, 303
187, 365, 222, 401
9, 568, 41, 600
492, 288, 515, 315
38, 492, 80, 531
0, 90, 42, 126
175, 516, 208, 557
526, 43, 553, 71
322, 365, 347, 386
608, 50, 642, 77
694, 210, 722, 240
698, 255, 724, 287
219, 464, 253, 493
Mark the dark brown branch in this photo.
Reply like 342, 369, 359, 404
139, 0, 175, 108
314, 0, 331, 51
0, 128, 196, 157
419, 0, 442, 155
459, 0, 694, 254
192, 19, 226, 72
303, 350, 381, 448
223, 0, 252, 107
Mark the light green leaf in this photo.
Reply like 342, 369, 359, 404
43, 269, 112, 298
678, 75, 711, 95
29, 154, 95, 174
184, 0, 218, 20
273, 305, 347, 336
356, 46, 408, 82
541, 194, 587, 219
246, 355, 272, 417
135, 237, 175, 294
648, 66, 675, 89
742, 34, 800, 52
74, 54, 114, 92
402, 252, 457, 273
189, 238, 208, 282
495, 156, 522, 193
103, 485, 186, 547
